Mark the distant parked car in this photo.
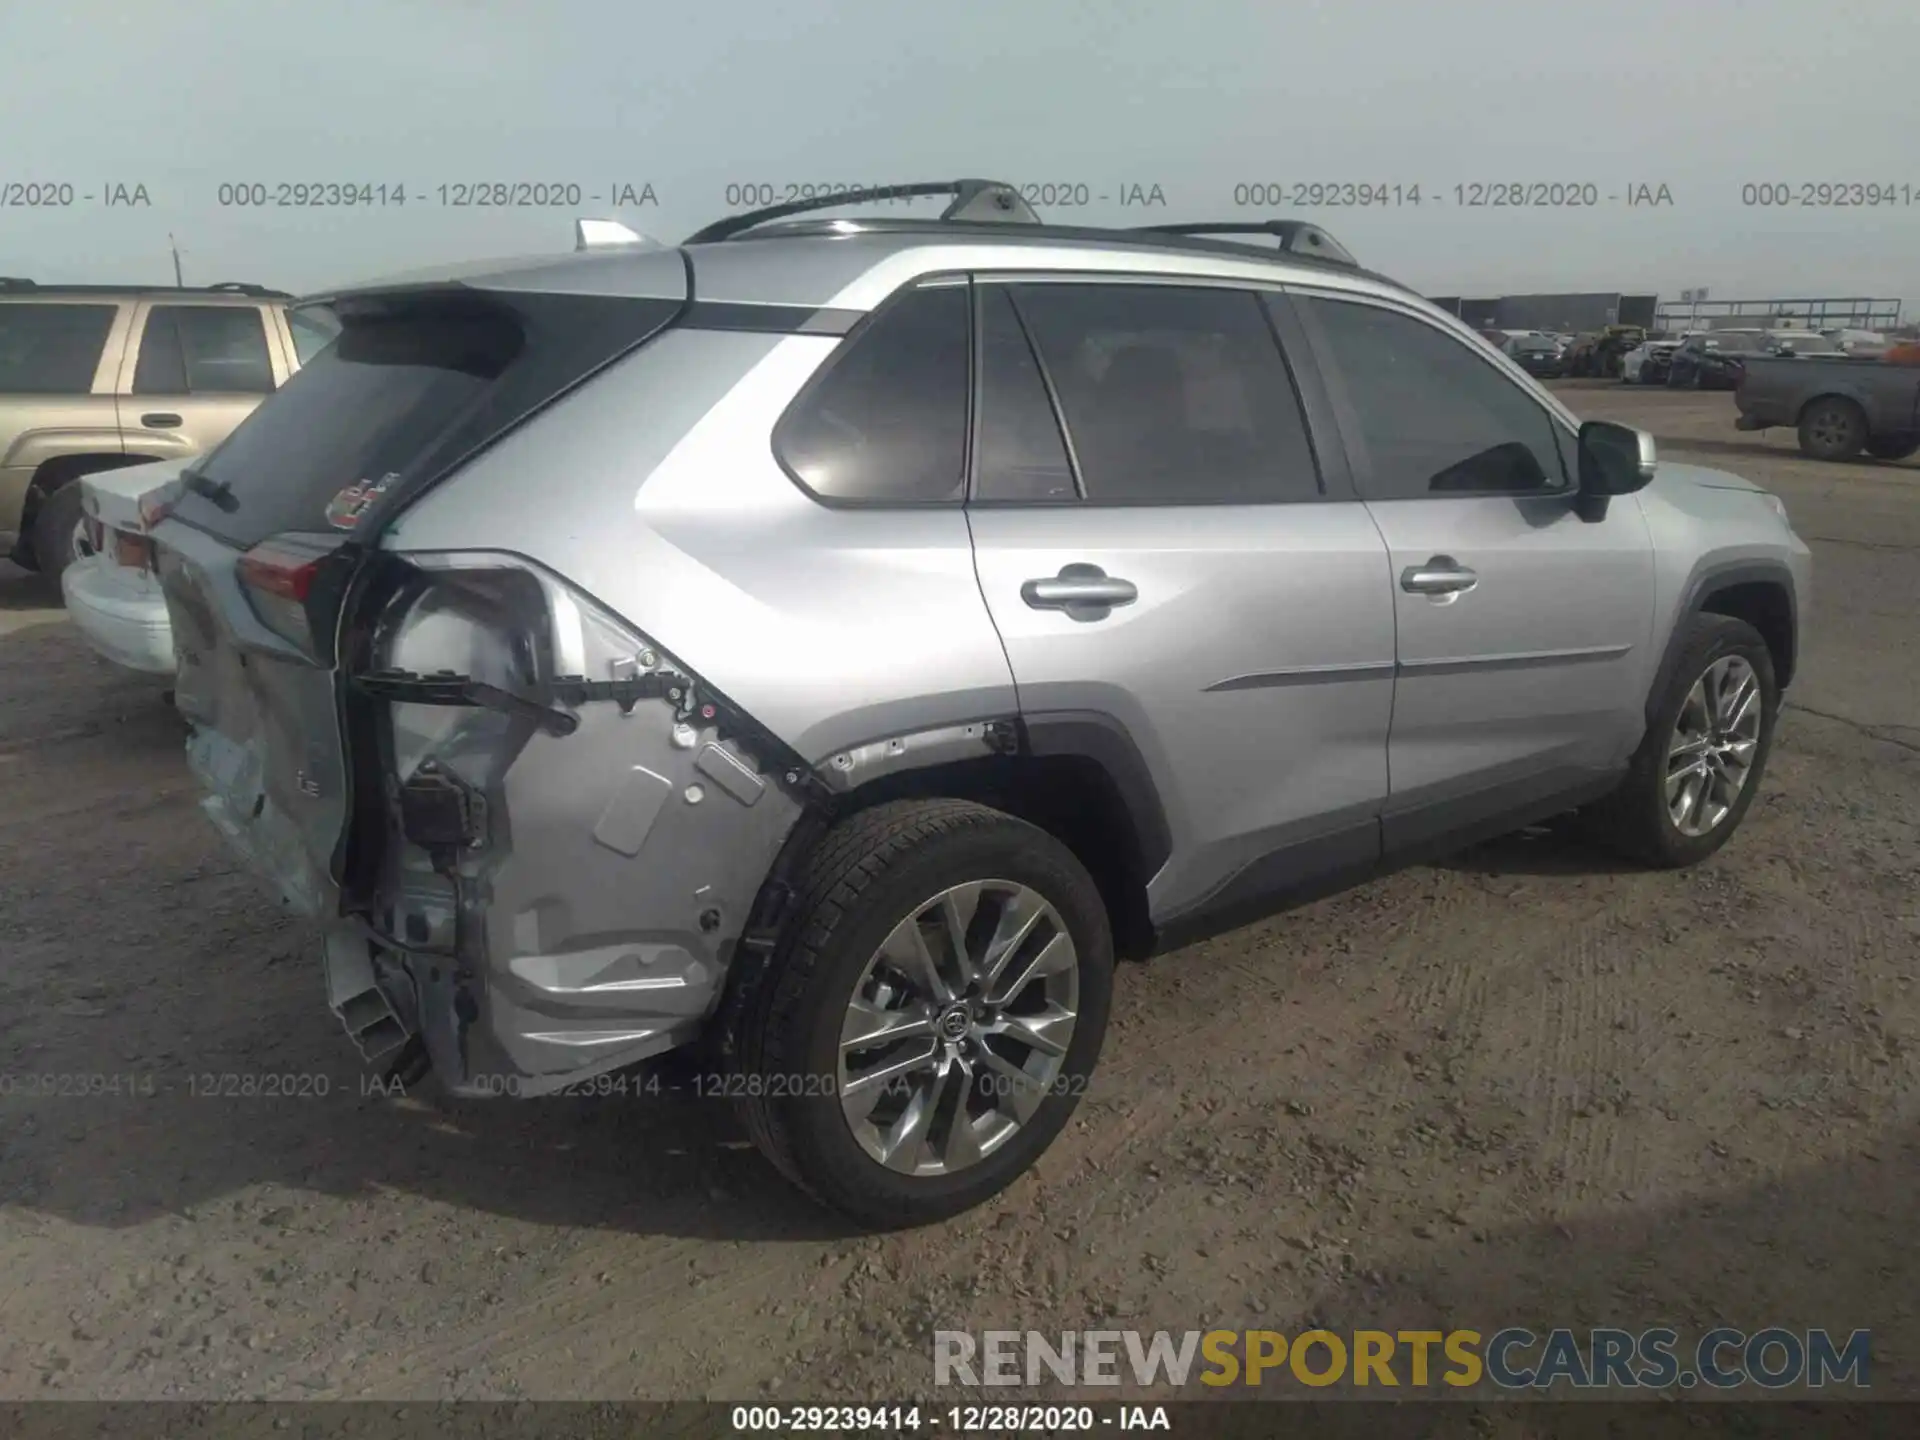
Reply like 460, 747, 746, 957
1822, 328, 1891, 358
1668, 331, 1767, 389
1502, 332, 1566, 378
1622, 335, 1688, 385
1564, 326, 1645, 379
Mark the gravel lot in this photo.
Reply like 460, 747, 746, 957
1, 384, 1915, 1407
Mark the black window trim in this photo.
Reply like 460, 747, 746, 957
768, 271, 975, 510
964, 283, 1087, 503
132, 301, 277, 397
962, 270, 1336, 511
1284, 284, 1580, 503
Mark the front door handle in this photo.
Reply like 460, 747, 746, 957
141, 412, 183, 429
1400, 556, 1479, 597
1021, 563, 1138, 621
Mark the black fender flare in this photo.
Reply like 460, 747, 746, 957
1018, 709, 1174, 882
1644, 559, 1799, 724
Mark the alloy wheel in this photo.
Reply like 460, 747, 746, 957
837, 880, 1079, 1176
1665, 654, 1763, 837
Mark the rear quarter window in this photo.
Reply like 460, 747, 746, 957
0, 302, 116, 394
773, 283, 971, 504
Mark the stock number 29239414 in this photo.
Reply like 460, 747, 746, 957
216, 183, 407, 207
1234, 181, 1421, 207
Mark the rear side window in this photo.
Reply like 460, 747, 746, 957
134, 305, 275, 394
1007, 284, 1321, 504
1303, 297, 1570, 500
775, 283, 970, 504
287, 305, 342, 367
168, 291, 683, 549
0, 303, 115, 394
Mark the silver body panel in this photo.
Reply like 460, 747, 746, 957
967, 503, 1395, 922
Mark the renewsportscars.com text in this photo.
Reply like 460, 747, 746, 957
934, 1327, 1870, 1391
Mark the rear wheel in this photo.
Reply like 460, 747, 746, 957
29, 481, 86, 591
1798, 397, 1867, 460
734, 799, 1113, 1229
1864, 434, 1919, 462
1582, 614, 1778, 869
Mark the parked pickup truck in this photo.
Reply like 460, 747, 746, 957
1735, 353, 1920, 462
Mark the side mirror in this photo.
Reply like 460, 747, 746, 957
1575, 420, 1656, 521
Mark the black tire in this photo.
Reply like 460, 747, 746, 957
734, 798, 1114, 1229
1581, 614, 1779, 869
1864, 434, 1919, 462
29, 480, 86, 590
1798, 396, 1867, 461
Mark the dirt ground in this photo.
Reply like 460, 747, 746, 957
1, 383, 1915, 1409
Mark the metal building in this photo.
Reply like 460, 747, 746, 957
1424, 293, 1659, 332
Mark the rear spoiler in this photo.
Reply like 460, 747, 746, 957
575, 219, 664, 251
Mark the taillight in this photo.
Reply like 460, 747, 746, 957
237, 534, 344, 654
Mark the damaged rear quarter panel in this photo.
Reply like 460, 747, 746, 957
370, 558, 806, 1094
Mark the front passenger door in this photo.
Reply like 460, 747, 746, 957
1288, 292, 1656, 854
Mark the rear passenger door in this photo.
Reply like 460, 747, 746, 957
116, 302, 285, 462
964, 278, 1396, 931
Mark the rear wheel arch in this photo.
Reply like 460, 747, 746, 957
1795, 390, 1867, 429
769, 713, 1168, 963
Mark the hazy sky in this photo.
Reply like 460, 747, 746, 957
5, 0, 1919, 311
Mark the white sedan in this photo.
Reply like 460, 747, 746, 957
61, 457, 189, 674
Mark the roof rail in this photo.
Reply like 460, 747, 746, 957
0, 276, 36, 290
686, 178, 1040, 244
1133, 221, 1359, 268
205, 281, 291, 297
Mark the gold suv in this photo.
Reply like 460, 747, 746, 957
0, 278, 337, 586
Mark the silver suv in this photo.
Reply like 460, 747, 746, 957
149, 181, 1811, 1228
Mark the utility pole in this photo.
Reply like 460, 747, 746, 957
169, 234, 184, 287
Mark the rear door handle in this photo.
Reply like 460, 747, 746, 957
1021, 563, 1138, 621
141, 412, 182, 429
1400, 556, 1479, 596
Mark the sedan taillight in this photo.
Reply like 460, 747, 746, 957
112, 530, 154, 571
